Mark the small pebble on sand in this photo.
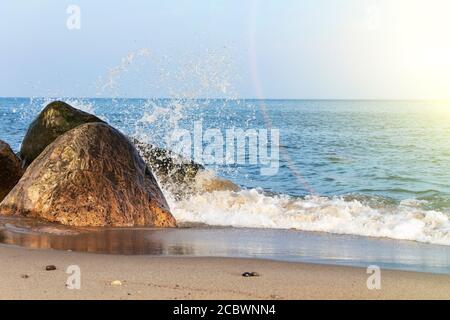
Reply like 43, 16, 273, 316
45, 265, 57, 271
242, 271, 260, 277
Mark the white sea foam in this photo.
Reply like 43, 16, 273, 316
168, 185, 450, 246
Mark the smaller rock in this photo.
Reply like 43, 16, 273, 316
242, 271, 260, 277
0, 140, 24, 201
21, 274, 29, 279
111, 280, 122, 286
45, 265, 57, 271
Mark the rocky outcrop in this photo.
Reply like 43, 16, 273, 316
132, 139, 239, 197
19, 101, 104, 167
0, 140, 23, 201
0, 123, 176, 227
132, 139, 203, 192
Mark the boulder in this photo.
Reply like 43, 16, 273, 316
132, 138, 203, 187
132, 139, 239, 197
0, 123, 176, 227
191, 170, 240, 193
19, 101, 104, 167
17, 100, 237, 200
0, 140, 23, 201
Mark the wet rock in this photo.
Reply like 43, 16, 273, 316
0, 140, 23, 201
132, 139, 203, 193
17, 100, 238, 198
19, 101, 104, 167
193, 170, 240, 193
45, 265, 57, 271
0, 123, 176, 227
132, 139, 239, 197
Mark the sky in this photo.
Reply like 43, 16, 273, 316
1, 0, 450, 99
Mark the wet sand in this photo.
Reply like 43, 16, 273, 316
1, 216, 450, 274
0, 244, 449, 300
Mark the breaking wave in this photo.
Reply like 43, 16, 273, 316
167, 179, 450, 246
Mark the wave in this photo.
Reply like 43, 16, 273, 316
167, 178, 450, 246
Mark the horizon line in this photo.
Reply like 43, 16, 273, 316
1, 96, 449, 102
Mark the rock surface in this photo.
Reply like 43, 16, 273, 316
192, 170, 240, 193
19, 101, 104, 167
132, 139, 204, 196
0, 123, 176, 227
133, 139, 239, 197
0, 140, 24, 201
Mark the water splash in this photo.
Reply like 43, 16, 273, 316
95, 47, 241, 150
96, 48, 151, 98
93, 47, 248, 199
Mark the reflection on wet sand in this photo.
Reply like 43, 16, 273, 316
1, 216, 450, 275
0, 216, 194, 255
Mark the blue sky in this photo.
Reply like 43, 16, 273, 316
1, 0, 449, 99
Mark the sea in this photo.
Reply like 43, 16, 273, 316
1, 97, 450, 274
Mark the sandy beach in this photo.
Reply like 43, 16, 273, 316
0, 244, 449, 300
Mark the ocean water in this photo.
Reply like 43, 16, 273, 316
1, 97, 450, 246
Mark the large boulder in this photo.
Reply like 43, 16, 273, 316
19, 101, 104, 167
0, 123, 176, 227
18, 100, 237, 200
0, 140, 23, 201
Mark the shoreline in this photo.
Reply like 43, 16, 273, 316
0, 244, 449, 300
1, 220, 449, 275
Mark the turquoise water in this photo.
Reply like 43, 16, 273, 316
1, 98, 450, 245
